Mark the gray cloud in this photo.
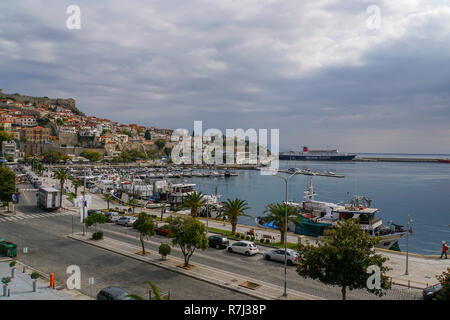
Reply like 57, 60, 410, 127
0, 0, 449, 153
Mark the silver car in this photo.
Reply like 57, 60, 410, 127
116, 216, 137, 227
227, 241, 259, 256
264, 249, 299, 265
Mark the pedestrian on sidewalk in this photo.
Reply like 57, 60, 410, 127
440, 241, 448, 259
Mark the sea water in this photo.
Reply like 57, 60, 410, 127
183, 154, 450, 255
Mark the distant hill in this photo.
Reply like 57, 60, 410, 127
0, 88, 85, 116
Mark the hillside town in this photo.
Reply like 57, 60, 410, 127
0, 89, 174, 163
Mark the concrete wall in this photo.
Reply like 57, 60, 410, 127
19, 142, 105, 156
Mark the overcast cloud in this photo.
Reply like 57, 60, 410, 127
1, 0, 449, 153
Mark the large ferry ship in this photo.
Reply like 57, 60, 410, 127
279, 146, 356, 161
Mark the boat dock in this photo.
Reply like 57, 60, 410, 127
277, 169, 345, 178
354, 157, 450, 163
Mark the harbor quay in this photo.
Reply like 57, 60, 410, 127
55, 180, 449, 293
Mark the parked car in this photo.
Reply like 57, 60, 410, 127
87, 209, 103, 217
155, 224, 170, 236
96, 286, 133, 300
227, 241, 259, 256
208, 235, 229, 249
116, 216, 137, 227
105, 212, 120, 222
423, 283, 442, 300
264, 249, 299, 265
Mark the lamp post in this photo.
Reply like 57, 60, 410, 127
82, 167, 86, 236
272, 171, 297, 297
405, 214, 412, 275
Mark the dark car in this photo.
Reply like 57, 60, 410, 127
155, 225, 170, 236
87, 209, 103, 217
97, 286, 133, 300
208, 235, 229, 249
423, 283, 442, 300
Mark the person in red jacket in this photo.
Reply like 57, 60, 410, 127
441, 241, 448, 259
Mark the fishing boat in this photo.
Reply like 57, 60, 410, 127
256, 178, 407, 250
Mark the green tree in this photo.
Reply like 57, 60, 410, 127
54, 168, 69, 207
183, 191, 206, 217
144, 130, 152, 140
222, 198, 250, 235
84, 212, 107, 235
155, 139, 166, 150
0, 167, 15, 207
167, 216, 208, 267
296, 218, 391, 300
80, 150, 102, 162
0, 130, 12, 146
436, 268, 450, 300
43, 151, 61, 164
132, 212, 156, 255
262, 203, 299, 245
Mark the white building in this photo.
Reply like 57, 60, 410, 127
15, 116, 37, 127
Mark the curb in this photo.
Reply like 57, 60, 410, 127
67, 234, 272, 300
67, 234, 318, 300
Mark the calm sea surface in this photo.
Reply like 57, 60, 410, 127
177, 154, 450, 255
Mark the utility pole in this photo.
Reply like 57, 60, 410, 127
272, 171, 297, 297
405, 214, 412, 275
82, 166, 86, 236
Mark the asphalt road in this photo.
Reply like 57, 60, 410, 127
0, 184, 254, 300
1, 182, 422, 300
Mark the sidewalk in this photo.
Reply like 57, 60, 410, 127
0, 260, 91, 300
69, 191, 450, 290
68, 232, 322, 300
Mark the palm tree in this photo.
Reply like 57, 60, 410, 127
129, 198, 138, 215
263, 203, 298, 244
183, 191, 206, 217
70, 177, 83, 197
126, 281, 163, 300
222, 198, 250, 235
54, 168, 69, 208
103, 194, 114, 210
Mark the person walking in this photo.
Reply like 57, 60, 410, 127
440, 241, 448, 259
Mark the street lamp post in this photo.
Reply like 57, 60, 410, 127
272, 171, 297, 297
82, 167, 86, 236
405, 214, 412, 275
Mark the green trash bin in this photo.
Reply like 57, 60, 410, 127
0, 241, 17, 258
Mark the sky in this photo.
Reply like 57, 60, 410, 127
1, 0, 449, 154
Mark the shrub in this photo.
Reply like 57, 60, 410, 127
92, 231, 104, 240
159, 243, 171, 256
246, 236, 251, 240
250, 236, 255, 242
265, 239, 270, 244
30, 272, 40, 280
1, 277, 11, 285
235, 233, 240, 238
9, 261, 16, 268
260, 238, 265, 244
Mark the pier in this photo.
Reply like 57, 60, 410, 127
354, 157, 449, 163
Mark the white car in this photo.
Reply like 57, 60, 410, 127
227, 241, 259, 256
116, 216, 137, 227
264, 249, 299, 265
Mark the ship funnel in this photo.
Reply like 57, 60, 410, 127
303, 146, 309, 152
